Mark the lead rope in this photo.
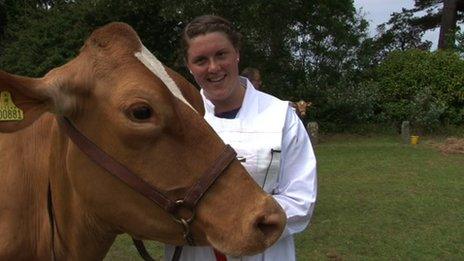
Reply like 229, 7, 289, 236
47, 183, 57, 261
172, 246, 183, 261
132, 239, 184, 261
132, 239, 155, 261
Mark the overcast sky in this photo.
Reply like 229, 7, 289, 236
353, 0, 439, 49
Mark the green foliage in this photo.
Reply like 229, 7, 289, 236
454, 28, 464, 55
315, 80, 381, 132
372, 49, 464, 132
0, 1, 91, 76
0, 0, 371, 114
1, 1, 462, 132
0, 0, 182, 76
376, 10, 432, 55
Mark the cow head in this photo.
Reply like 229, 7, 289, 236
296, 100, 312, 118
0, 22, 285, 256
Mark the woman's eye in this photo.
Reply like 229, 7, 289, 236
194, 58, 206, 65
130, 106, 153, 121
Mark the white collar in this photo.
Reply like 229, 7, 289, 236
201, 76, 257, 118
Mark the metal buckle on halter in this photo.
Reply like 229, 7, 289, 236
171, 199, 196, 246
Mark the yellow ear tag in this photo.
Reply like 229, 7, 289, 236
0, 91, 24, 121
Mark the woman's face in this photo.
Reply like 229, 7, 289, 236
186, 32, 240, 104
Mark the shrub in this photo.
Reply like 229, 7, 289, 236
371, 49, 464, 133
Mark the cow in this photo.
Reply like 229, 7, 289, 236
295, 100, 312, 118
0, 22, 285, 260
289, 100, 312, 120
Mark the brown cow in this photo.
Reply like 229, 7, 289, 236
289, 100, 312, 119
0, 22, 285, 260
296, 100, 312, 118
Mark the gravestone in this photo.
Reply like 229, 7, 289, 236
401, 121, 410, 144
307, 122, 319, 146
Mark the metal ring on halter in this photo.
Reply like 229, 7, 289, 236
170, 199, 196, 246
171, 199, 195, 224
174, 217, 195, 245
178, 218, 190, 234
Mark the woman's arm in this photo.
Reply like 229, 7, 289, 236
273, 108, 318, 237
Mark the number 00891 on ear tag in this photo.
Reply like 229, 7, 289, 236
0, 91, 24, 121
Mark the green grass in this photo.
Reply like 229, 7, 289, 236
104, 235, 163, 260
297, 135, 464, 260
105, 135, 464, 260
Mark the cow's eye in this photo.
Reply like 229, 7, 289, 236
128, 105, 153, 121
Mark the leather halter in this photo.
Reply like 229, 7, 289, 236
57, 117, 237, 260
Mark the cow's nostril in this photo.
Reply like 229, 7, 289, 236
255, 213, 282, 240
257, 220, 278, 237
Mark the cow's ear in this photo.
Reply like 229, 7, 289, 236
0, 70, 52, 133
165, 67, 205, 116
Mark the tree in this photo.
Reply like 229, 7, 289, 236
368, 9, 432, 65
0, 0, 180, 76
0, 0, 375, 130
405, 0, 464, 49
0, 1, 92, 76
439, 0, 459, 49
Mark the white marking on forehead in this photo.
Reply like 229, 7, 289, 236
134, 44, 196, 112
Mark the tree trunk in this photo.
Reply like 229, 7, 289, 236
438, 0, 458, 49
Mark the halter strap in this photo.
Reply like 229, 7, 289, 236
58, 117, 237, 260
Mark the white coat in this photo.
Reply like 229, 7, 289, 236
165, 78, 317, 261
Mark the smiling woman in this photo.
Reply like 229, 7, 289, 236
164, 15, 318, 261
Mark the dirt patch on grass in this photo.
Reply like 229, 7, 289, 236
435, 138, 464, 154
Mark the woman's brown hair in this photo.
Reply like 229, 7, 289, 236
181, 15, 242, 61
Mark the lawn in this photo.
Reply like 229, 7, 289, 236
105, 135, 464, 260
